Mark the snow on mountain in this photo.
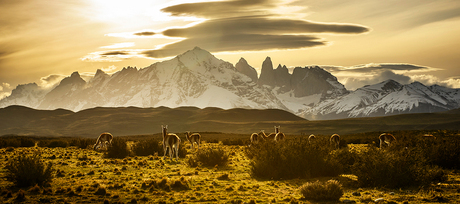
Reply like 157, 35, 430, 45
0, 83, 46, 109
300, 79, 460, 120
1, 47, 460, 120
1, 47, 288, 112
429, 84, 460, 105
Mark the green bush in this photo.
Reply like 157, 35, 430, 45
299, 180, 343, 202
104, 138, 130, 159
351, 147, 446, 188
186, 145, 229, 167
4, 154, 54, 187
246, 137, 343, 180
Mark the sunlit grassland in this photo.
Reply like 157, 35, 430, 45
1, 130, 460, 203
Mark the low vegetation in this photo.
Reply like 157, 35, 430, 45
4, 154, 54, 187
186, 144, 229, 167
299, 179, 343, 201
0, 130, 459, 203
246, 137, 342, 179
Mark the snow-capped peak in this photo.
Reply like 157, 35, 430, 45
361, 79, 402, 92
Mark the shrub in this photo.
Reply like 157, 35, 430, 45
132, 139, 163, 156
222, 138, 247, 146
105, 138, 130, 159
384, 131, 460, 170
418, 137, 460, 169
4, 154, 54, 187
351, 147, 446, 188
186, 145, 229, 167
328, 148, 359, 174
247, 137, 343, 180
299, 180, 343, 202
38, 140, 68, 148
70, 138, 94, 149
20, 138, 36, 147
0, 137, 35, 148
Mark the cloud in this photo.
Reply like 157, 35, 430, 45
140, 13, 368, 58
161, 0, 275, 18
40, 74, 66, 89
93, 0, 369, 60
0, 92, 10, 100
411, 75, 460, 89
100, 42, 135, 49
339, 70, 411, 90
1, 82, 11, 90
323, 63, 438, 90
101, 65, 118, 73
82, 50, 146, 62
133, 31, 156, 36
407, 6, 460, 28
325, 63, 460, 90
101, 51, 130, 56
0, 83, 12, 99
162, 16, 369, 37
143, 34, 326, 58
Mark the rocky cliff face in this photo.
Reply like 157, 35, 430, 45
235, 58, 258, 82
258, 57, 276, 87
256, 57, 348, 99
273, 64, 291, 92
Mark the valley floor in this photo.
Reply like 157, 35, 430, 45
1, 142, 460, 203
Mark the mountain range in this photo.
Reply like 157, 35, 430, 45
1, 47, 460, 120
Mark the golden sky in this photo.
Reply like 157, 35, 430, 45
1, 0, 460, 98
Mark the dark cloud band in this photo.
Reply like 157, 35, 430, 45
161, 0, 273, 18
134, 31, 156, 36
163, 16, 369, 38
101, 51, 129, 56
142, 34, 325, 58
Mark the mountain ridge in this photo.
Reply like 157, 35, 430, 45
1, 47, 459, 120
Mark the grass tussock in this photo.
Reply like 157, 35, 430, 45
299, 180, 343, 202
143, 177, 190, 192
186, 145, 229, 167
4, 154, 54, 187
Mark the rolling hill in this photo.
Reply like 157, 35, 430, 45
1, 105, 459, 137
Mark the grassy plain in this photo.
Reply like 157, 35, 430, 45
1, 131, 460, 203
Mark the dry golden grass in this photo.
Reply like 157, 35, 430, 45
0, 137, 460, 203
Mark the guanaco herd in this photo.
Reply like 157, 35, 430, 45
92, 126, 436, 160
